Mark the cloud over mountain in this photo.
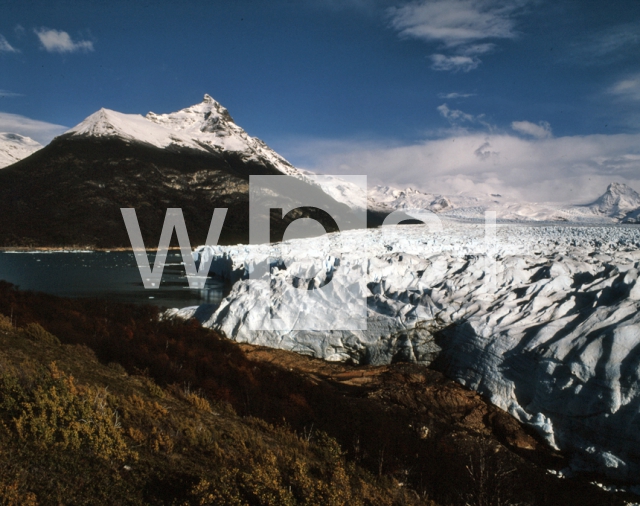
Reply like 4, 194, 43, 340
0, 112, 67, 144
280, 130, 640, 204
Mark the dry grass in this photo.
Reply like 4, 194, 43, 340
0, 319, 423, 506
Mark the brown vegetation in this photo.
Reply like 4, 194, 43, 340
0, 282, 632, 505
0, 307, 421, 505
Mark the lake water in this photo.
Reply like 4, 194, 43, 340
0, 251, 225, 309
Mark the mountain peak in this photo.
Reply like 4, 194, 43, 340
146, 94, 235, 133
590, 182, 640, 217
63, 96, 299, 177
599, 182, 639, 201
67, 108, 165, 141
605, 182, 637, 196
1, 132, 29, 142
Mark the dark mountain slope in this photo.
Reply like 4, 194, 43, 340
0, 136, 363, 248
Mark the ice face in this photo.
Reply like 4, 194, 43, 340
190, 220, 640, 481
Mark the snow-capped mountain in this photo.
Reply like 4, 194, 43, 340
0, 132, 42, 169
586, 182, 640, 222
0, 95, 376, 248
371, 185, 454, 212
67, 95, 300, 177
65, 95, 374, 214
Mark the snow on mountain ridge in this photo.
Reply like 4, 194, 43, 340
0, 132, 43, 169
146, 93, 235, 133
66, 97, 299, 177
371, 185, 455, 212
65, 95, 376, 211
67, 108, 182, 147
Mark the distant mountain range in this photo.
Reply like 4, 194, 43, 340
0, 96, 637, 248
370, 182, 640, 224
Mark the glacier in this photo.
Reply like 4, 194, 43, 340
182, 220, 640, 481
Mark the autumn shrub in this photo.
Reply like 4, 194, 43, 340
107, 361, 127, 375
0, 313, 12, 331
141, 376, 165, 398
185, 390, 213, 413
0, 479, 37, 506
184, 442, 369, 506
21, 322, 60, 346
0, 362, 130, 462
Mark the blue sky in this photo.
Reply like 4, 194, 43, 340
1, 0, 639, 202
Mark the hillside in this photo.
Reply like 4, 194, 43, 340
0, 289, 423, 505
0, 282, 630, 505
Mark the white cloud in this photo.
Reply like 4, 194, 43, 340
437, 103, 494, 132
437, 103, 475, 123
279, 131, 640, 204
0, 90, 23, 98
458, 42, 496, 55
430, 54, 480, 72
0, 35, 17, 53
34, 28, 94, 53
511, 120, 552, 139
388, 0, 525, 47
609, 74, 640, 101
389, 0, 529, 72
0, 112, 67, 144
438, 92, 476, 99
